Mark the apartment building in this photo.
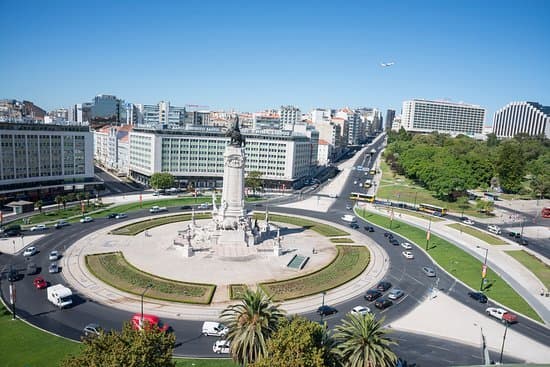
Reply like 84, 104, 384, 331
94, 125, 133, 175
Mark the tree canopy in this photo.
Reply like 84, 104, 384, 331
245, 171, 263, 195
150, 173, 175, 190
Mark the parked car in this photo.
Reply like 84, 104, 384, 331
30, 224, 47, 232
26, 262, 38, 275
33, 276, 47, 289
317, 305, 338, 316
7, 270, 23, 282
131, 314, 170, 332
468, 291, 488, 303
23, 246, 37, 257
422, 266, 436, 277
350, 222, 359, 229
54, 220, 70, 229
80, 216, 94, 223
376, 281, 392, 292
374, 298, 393, 310
213, 340, 231, 354
388, 288, 404, 300
83, 323, 103, 337
115, 213, 127, 219
485, 307, 518, 324
401, 242, 413, 250
49, 263, 59, 274
402, 251, 414, 259
49, 250, 60, 261
350, 305, 371, 316
364, 289, 382, 301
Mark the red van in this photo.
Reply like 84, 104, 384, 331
131, 314, 170, 332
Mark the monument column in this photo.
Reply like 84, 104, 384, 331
221, 146, 246, 219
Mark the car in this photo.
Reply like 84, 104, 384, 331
350, 305, 371, 316
364, 226, 375, 232
30, 224, 47, 232
23, 246, 37, 257
402, 251, 414, 259
197, 203, 211, 209
388, 288, 404, 300
54, 220, 70, 229
213, 340, 231, 354
202, 321, 229, 337
353, 180, 358, 185
374, 298, 393, 310
3, 228, 21, 237
468, 291, 488, 303
49, 250, 60, 261
463, 219, 475, 225
350, 222, 359, 229
346, 204, 352, 210
401, 242, 413, 250
33, 276, 47, 289
364, 289, 382, 301
80, 216, 94, 223
317, 305, 338, 316
180, 205, 192, 210
487, 225, 502, 235
106, 213, 118, 219
131, 314, 170, 332
83, 323, 103, 337
485, 307, 518, 324
383, 232, 391, 237
328, 193, 337, 198
152, 192, 159, 196
49, 263, 59, 274
26, 262, 38, 275
7, 270, 23, 282
376, 281, 392, 292
115, 213, 127, 219
422, 266, 436, 277
519, 239, 528, 246
390, 239, 399, 246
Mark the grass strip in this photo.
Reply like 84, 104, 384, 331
86, 252, 215, 304
253, 213, 349, 237
260, 246, 369, 301
447, 223, 507, 246
357, 209, 542, 322
505, 250, 550, 289
110, 213, 212, 235
330, 238, 355, 243
229, 284, 249, 300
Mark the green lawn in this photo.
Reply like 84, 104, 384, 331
447, 223, 508, 246
356, 209, 542, 322
11, 203, 111, 227
110, 213, 212, 235
253, 213, 349, 237
506, 250, 550, 289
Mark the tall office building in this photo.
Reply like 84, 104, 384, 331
401, 99, 485, 135
385, 109, 396, 131
137, 101, 187, 127
90, 94, 126, 125
492, 101, 550, 139
280, 105, 301, 127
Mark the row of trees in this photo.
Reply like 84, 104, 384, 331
53, 192, 93, 211
385, 129, 549, 201
62, 289, 398, 367
149, 171, 265, 195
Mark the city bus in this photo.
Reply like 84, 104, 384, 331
418, 203, 448, 216
349, 192, 376, 203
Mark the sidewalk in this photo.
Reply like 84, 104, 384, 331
364, 204, 550, 325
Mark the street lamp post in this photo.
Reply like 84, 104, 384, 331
425, 217, 432, 251
477, 246, 488, 291
499, 320, 510, 364
140, 284, 153, 328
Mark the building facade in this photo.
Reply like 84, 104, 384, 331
401, 99, 485, 135
492, 101, 550, 139
385, 109, 395, 131
280, 105, 301, 127
129, 126, 314, 189
0, 123, 97, 202
137, 101, 187, 127
93, 125, 133, 174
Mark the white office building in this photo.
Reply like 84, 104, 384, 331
401, 99, 485, 135
137, 101, 187, 127
94, 125, 133, 175
280, 105, 301, 127
129, 126, 314, 189
492, 101, 550, 139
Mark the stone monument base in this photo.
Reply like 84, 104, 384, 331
215, 228, 250, 247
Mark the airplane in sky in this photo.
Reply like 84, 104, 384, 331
380, 62, 395, 67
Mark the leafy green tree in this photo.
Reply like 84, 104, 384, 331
150, 173, 175, 191
250, 316, 338, 367
528, 152, 550, 198
85, 191, 91, 205
61, 322, 176, 367
245, 171, 263, 196
61, 196, 67, 210
457, 196, 470, 217
495, 141, 525, 193
55, 195, 63, 211
35, 200, 43, 213
221, 288, 286, 366
486, 133, 499, 147
333, 313, 397, 367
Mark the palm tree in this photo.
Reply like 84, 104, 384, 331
221, 288, 285, 366
332, 313, 397, 367
35, 200, 43, 213
55, 195, 63, 211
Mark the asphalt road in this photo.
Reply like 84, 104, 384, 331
0, 140, 544, 365
94, 166, 142, 194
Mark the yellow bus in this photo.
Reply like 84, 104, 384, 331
418, 203, 448, 216
349, 192, 376, 203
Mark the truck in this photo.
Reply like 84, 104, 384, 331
149, 206, 167, 213
47, 284, 73, 308
485, 307, 518, 324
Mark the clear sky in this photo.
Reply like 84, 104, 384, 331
1, 0, 549, 123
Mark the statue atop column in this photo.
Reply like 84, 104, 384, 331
225, 115, 245, 147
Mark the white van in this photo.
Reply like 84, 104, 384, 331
487, 225, 502, 235
341, 214, 357, 223
202, 321, 229, 337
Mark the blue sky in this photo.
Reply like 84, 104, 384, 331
1, 0, 549, 123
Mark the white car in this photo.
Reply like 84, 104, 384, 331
350, 305, 371, 316
402, 251, 414, 259
23, 246, 37, 257
213, 340, 230, 354
463, 219, 475, 225
49, 250, 59, 261
80, 216, 94, 223
30, 224, 47, 232
115, 213, 127, 219
401, 242, 413, 250
353, 181, 358, 185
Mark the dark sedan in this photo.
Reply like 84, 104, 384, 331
317, 305, 338, 316
350, 223, 359, 229
376, 281, 392, 292
364, 289, 383, 301
468, 291, 488, 303
374, 298, 393, 310
364, 226, 375, 232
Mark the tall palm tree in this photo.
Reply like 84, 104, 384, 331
55, 195, 63, 211
221, 288, 285, 366
332, 313, 397, 367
